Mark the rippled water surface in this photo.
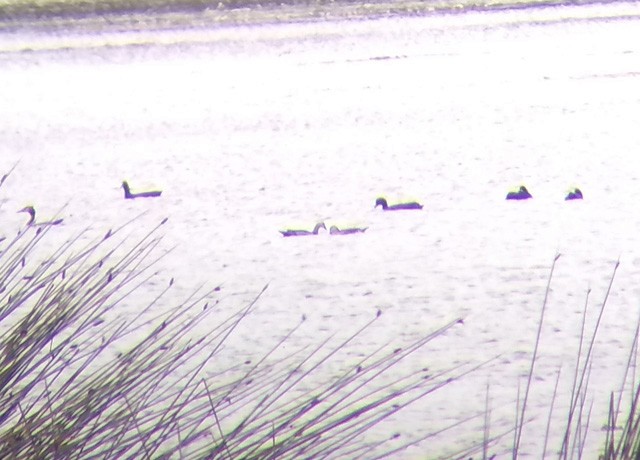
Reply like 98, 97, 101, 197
2, 2, 640, 456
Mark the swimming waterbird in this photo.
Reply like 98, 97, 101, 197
506, 185, 532, 200
122, 181, 162, 199
375, 197, 423, 210
18, 206, 63, 226
280, 222, 326, 237
329, 225, 367, 235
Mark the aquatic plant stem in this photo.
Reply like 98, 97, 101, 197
563, 285, 590, 450
541, 365, 562, 459
513, 252, 560, 459
560, 259, 620, 458
484, 381, 491, 460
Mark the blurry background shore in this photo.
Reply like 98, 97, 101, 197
0, 0, 624, 31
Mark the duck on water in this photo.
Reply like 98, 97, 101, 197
329, 225, 367, 235
122, 181, 162, 199
506, 185, 532, 200
375, 197, 423, 211
19, 206, 63, 226
280, 222, 326, 237
565, 187, 583, 200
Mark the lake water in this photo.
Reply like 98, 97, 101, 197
2, 1, 640, 457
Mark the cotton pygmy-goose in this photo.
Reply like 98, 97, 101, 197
565, 187, 583, 200
122, 181, 162, 199
506, 185, 532, 200
374, 197, 423, 210
329, 225, 367, 235
280, 222, 326, 237
18, 206, 63, 226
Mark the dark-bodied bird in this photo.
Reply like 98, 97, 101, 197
329, 225, 367, 235
565, 187, 583, 200
280, 222, 326, 237
375, 197, 423, 211
506, 185, 532, 200
122, 181, 162, 199
18, 206, 63, 226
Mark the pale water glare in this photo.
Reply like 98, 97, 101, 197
2, 1, 640, 456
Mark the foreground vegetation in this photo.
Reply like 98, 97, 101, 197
0, 168, 482, 459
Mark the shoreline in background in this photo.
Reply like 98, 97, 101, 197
0, 0, 630, 33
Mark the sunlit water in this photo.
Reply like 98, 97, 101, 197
2, 2, 640, 457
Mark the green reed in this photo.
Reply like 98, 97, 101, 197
0, 166, 476, 459
492, 254, 640, 459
